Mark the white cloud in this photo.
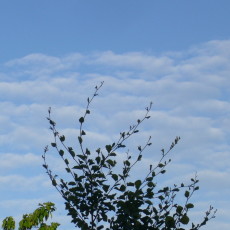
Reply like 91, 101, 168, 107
0, 174, 48, 191
0, 39, 229, 229
0, 153, 40, 169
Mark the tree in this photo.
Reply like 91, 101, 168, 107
42, 81, 216, 230
2, 202, 60, 230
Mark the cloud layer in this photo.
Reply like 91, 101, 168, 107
0, 40, 229, 229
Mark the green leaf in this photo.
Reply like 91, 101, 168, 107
158, 163, 164, 168
105, 145, 112, 153
147, 182, 154, 187
59, 150, 64, 157
52, 179, 57, 186
111, 174, 118, 181
59, 135, 65, 142
180, 214, 189, 225
77, 154, 87, 160
145, 200, 152, 205
186, 203, 194, 209
66, 168, 71, 173
51, 143, 56, 147
81, 130, 86, 135
102, 185, 110, 192
119, 185, 126, 192
127, 182, 134, 186
42, 164, 47, 169
79, 117, 84, 123
146, 177, 153, 181
185, 191, 190, 198
176, 205, 183, 214
135, 180, 142, 189
68, 181, 76, 186
165, 216, 175, 228
86, 148, 91, 155
73, 165, 83, 170
78, 136, 83, 144
69, 149, 75, 158
106, 159, 114, 166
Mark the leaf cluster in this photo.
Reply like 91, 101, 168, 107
2, 202, 59, 230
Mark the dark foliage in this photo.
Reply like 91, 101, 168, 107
43, 82, 216, 230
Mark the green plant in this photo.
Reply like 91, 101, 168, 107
43, 82, 216, 230
2, 202, 59, 230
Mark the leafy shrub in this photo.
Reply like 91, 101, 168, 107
43, 82, 216, 230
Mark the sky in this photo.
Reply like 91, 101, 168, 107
0, 1, 229, 229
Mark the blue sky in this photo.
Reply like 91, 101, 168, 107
0, 1, 230, 230
1, 0, 230, 62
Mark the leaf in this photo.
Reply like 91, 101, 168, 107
119, 185, 126, 192
59, 135, 65, 142
146, 177, 153, 181
59, 150, 64, 157
110, 152, 116, 157
106, 159, 114, 166
69, 149, 75, 158
135, 180, 142, 189
127, 182, 134, 186
64, 159, 69, 165
145, 200, 152, 205
165, 216, 175, 228
105, 145, 112, 153
176, 205, 183, 214
81, 130, 86, 135
185, 191, 190, 198
86, 109, 90, 114
51, 143, 56, 147
78, 136, 83, 144
85, 148, 91, 155
158, 163, 164, 168
111, 174, 118, 181
52, 179, 57, 186
147, 182, 154, 187
124, 160, 130, 166
66, 168, 71, 173
79, 117, 84, 123
137, 155, 142, 161
186, 203, 194, 209
180, 214, 189, 225
42, 164, 47, 169
77, 154, 87, 160
68, 181, 76, 186
102, 185, 110, 192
